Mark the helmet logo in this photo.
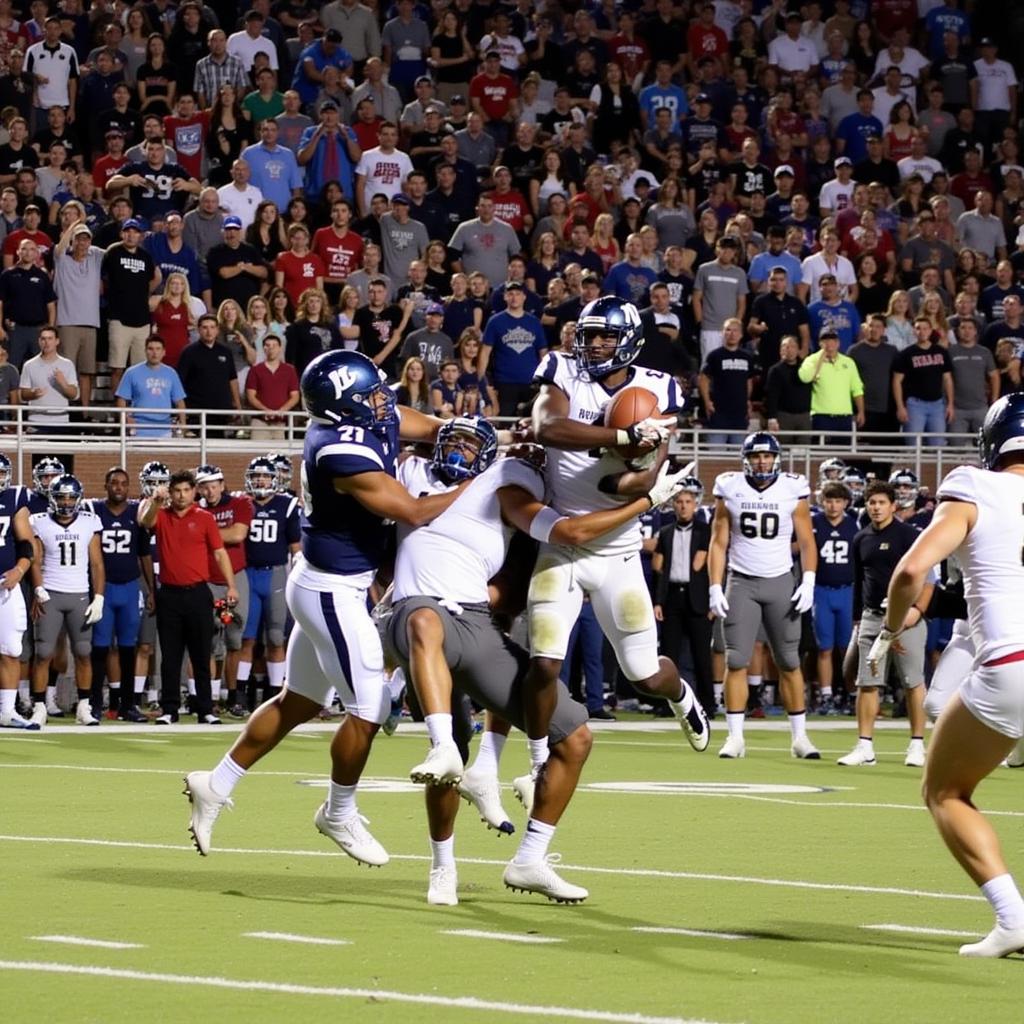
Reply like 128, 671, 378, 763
329, 366, 357, 398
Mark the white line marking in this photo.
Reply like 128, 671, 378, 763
860, 924, 978, 938
116, 738, 170, 745
0, 961, 731, 1024
244, 931, 350, 946
30, 935, 145, 950
441, 929, 563, 945
631, 927, 750, 941
0, 833, 985, 903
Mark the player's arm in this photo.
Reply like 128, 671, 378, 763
138, 485, 168, 528
2, 506, 33, 590
29, 533, 44, 590
337, 470, 468, 528
883, 500, 974, 635
597, 444, 669, 497
88, 532, 105, 596
792, 499, 817, 575
219, 521, 249, 544
707, 497, 730, 588
533, 382, 662, 452
398, 403, 517, 447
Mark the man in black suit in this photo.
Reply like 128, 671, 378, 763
653, 478, 714, 716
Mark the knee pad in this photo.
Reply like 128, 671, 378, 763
72, 638, 92, 658
0, 636, 22, 659
267, 626, 285, 649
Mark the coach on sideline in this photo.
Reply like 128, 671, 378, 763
139, 469, 239, 726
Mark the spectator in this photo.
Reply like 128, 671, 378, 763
907, 264, 951, 316
402, 300, 453, 381
948, 317, 999, 438
18, 325, 77, 432
183, 187, 225, 271
836, 90, 883, 165
0, 339, 19, 426
799, 228, 857, 305
956, 189, 1007, 260
849, 313, 899, 436
892, 315, 955, 447
274, 223, 325, 308
274, 89, 313, 153
381, 0, 431, 101
144, 210, 208, 306
449, 195, 521, 289
468, 50, 519, 147
393, 354, 430, 412
244, 333, 299, 439
244, 67, 286, 125
808, 273, 861, 352
114, 334, 187, 438
350, 56, 402, 124
478, 281, 546, 416
797, 327, 866, 443
284, 287, 343, 379
176, 312, 242, 432
983, 293, 1024, 354
379, 192, 429, 282
296, 100, 362, 205
698, 317, 755, 445
227, 10, 279, 74
321, 0, 382, 76
163, 93, 209, 182
193, 29, 248, 109
216, 159, 262, 229
53, 221, 103, 410
692, 235, 747, 361
108, 137, 201, 223
0, 237, 55, 370
150, 271, 202, 367
429, 358, 460, 419
978, 259, 1024, 322
636, 282, 686, 377
764, 335, 812, 444
25, 17, 79, 129
206, 215, 268, 309
748, 265, 811, 368
240, 118, 304, 212
971, 39, 1019, 154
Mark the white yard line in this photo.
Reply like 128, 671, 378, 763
30, 935, 145, 950
860, 924, 978, 938
0, 833, 985, 903
631, 927, 751, 941
441, 929, 563, 945
0, 961, 732, 1024
243, 931, 350, 946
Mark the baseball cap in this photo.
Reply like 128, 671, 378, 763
449, 94, 466, 105
424, 301, 445, 314
319, 99, 339, 111
980, 37, 996, 46
834, 156, 853, 167
72, 224, 92, 237
774, 164, 795, 177
768, 264, 789, 275
390, 192, 411, 205
104, 127, 125, 138
324, 28, 342, 42
581, 271, 601, 285
121, 217, 143, 231
485, 49, 501, 59
223, 215, 243, 229
504, 280, 525, 292
695, 92, 711, 103
414, 75, 432, 86
165, 210, 182, 221
718, 235, 740, 247
785, 10, 802, 19
244, 8, 264, 20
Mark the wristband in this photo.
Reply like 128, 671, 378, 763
615, 428, 630, 446
528, 506, 567, 544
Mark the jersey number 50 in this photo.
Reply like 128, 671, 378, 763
739, 511, 780, 539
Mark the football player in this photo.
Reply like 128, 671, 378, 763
843, 467, 866, 510
815, 457, 847, 507
133, 462, 169, 708
0, 452, 38, 729
875, 394, 1024, 957
890, 468, 931, 529
182, 350, 473, 864
521, 296, 710, 776
28, 475, 105, 727
708, 432, 820, 759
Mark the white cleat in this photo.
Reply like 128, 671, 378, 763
0, 710, 41, 731
959, 925, 1024, 958
29, 702, 47, 728
718, 735, 745, 759
503, 854, 588, 904
427, 865, 459, 906
457, 765, 515, 834
45, 698, 64, 718
183, 770, 233, 856
1006, 740, 1024, 768
75, 699, 100, 726
410, 742, 464, 787
904, 741, 926, 768
314, 803, 389, 867
837, 743, 877, 766
669, 679, 711, 752
791, 735, 821, 760
512, 765, 541, 817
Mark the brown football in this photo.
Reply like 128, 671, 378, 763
603, 386, 662, 460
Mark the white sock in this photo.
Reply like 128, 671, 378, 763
209, 754, 246, 798
147, 688, 158, 703
820, 686, 833, 699
472, 730, 506, 775
425, 712, 453, 747
858, 736, 875, 752
187, 678, 196, 695
18, 681, 29, 702
908, 735, 925, 748
981, 874, 1024, 929
47, 684, 57, 702
789, 711, 807, 741
430, 835, 455, 870
0, 690, 15, 716
674, 678, 694, 711
514, 817, 556, 865
211, 678, 222, 700
267, 661, 286, 687
527, 736, 549, 768
726, 711, 745, 741
134, 675, 146, 694
387, 666, 406, 701
237, 661, 252, 683
748, 674, 762, 692
713, 682, 723, 705
327, 781, 358, 821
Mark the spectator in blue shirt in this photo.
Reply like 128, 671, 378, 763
603, 233, 658, 306
924, 4, 972, 59
290, 29, 353, 107
296, 101, 361, 203
748, 226, 803, 294
143, 211, 208, 302
835, 91, 883, 166
478, 281, 547, 417
808, 274, 862, 352
241, 118, 305, 212
114, 335, 187, 438
639, 60, 689, 129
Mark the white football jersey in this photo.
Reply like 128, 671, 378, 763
393, 457, 544, 605
936, 466, 1024, 666
713, 470, 810, 578
533, 352, 682, 556
395, 456, 452, 544
31, 509, 101, 592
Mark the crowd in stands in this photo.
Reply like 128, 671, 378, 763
0, 0, 1018, 444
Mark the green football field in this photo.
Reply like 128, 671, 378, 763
2, 718, 1023, 1024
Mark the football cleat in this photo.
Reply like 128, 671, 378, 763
503, 854, 588, 904
512, 765, 542, 817
791, 735, 821, 760
904, 740, 926, 768
1006, 740, 1024, 768
29, 703, 47, 728
0, 710, 41, 731
183, 770, 233, 856
409, 742, 464, 787
75, 699, 99, 726
153, 713, 178, 725
427, 865, 459, 906
959, 925, 1024, 958
718, 735, 745, 759
669, 679, 710, 752
314, 804, 389, 867
45, 697, 64, 718
201, 713, 222, 725
118, 706, 148, 723
837, 742, 877, 766
457, 765, 515, 834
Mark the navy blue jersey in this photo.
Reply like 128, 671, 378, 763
27, 491, 49, 514
908, 508, 933, 532
246, 493, 301, 568
300, 418, 400, 575
0, 485, 30, 573
812, 510, 858, 588
91, 499, 145, 583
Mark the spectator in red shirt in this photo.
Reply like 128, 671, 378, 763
313, 196, 364, 306
351, 97, 384, 152
245, 333, 299, 440
93, 129, 129, 192
149, 271, 197, 367
485, 164, 533, 240
163, 92, 209, 183
686, 4, 728, 78
950, 150, 994, 207
468, 50, 519, 147
2, 203, 49, 268
608, 10, 650, 86
871, 0, 917, 44
274, 223, 326, 307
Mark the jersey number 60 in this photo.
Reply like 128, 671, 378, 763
739, 511, 780, 539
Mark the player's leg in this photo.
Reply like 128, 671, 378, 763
61, 592, 98, 726
424, 783, 461, 905
813, 585, 837, 711
89, 581, 118, 717
893, 620, 928, 767
925, 623, 975, 723
458, 711, 516, 833
238, 566, 265, 715
224, 571, 249, 715
0, 583, 36, 729
110, 580, 142, 720
924, 682, 1021, 957
719, 573, 762, 757
263, 565, 289, 698
31, 590, 66, 723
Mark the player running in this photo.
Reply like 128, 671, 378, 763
181, 350, 472, 865
874, 393, 1024, 957
708, 432, 820, 759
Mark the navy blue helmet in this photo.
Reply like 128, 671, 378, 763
33, 456, 65, 497
573, 295, 645, 380
245, 456, 278, 498
679, 475, 704, 501
48, 474, 83, 519
981, 393, 1024, 470
741, 431, 781, 485
301, 349, 397, 435
888, 468, 920, 509
432, 415, 499, 483
0, 451, 10, 490
139, 460, 170, 497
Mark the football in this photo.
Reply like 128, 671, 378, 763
604, 386, 662, 460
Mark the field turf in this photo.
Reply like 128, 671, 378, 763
2, 718, 1023, 1024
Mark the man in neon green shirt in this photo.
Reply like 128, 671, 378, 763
797, 328, 865, 444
